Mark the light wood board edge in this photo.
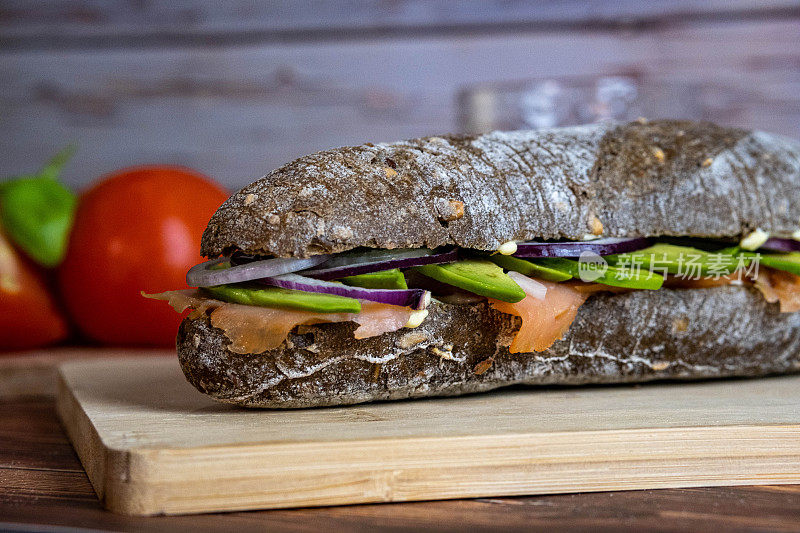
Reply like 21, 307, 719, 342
56, 370, 118, 508
55, 367, 800, 516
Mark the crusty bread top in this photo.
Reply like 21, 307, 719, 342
201, 120, 800, 258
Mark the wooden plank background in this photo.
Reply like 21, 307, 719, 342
1, 1, 799, 190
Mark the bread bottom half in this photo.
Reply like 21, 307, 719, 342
177, 286, 800, 408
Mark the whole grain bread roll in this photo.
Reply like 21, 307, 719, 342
180, 120, 800, 407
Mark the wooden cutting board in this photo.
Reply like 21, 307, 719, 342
57, 357, 800, 516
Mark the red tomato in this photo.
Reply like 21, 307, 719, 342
0, 226, 69, 351
58, 166, 228, 347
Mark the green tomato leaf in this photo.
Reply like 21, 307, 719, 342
0, 147, 77, 267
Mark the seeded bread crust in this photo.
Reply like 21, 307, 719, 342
201, 120, 800, 258
177, 286, 800, 408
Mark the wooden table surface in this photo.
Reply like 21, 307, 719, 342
2, 397, 800, 532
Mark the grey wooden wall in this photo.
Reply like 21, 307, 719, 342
2, 1, 799, 190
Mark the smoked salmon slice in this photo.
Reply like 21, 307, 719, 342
754, 267, 800, 313
489, 278, 588, 353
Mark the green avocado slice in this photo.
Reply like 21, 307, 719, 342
605, 244, 749, 277
203, 284, 361, 313
339, 268, 408, 289
533, 257, 664, 290
414, 260, 526, 302
759, 252, 800, 276
488, 254, 572, 282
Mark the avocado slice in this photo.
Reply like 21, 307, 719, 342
533, 257, 664, 290
203, 284, 362, 313
339, 268, 408, 290
606, 244, 748, 277
759, 252, 800, 276
488, 254, 572, 282
714, 248, 800, 277
414, 259, 526, 302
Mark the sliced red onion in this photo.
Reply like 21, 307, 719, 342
761, 237, 800, 253
300, 247, 458, 280
513, 237, 651, 258
186, 255, 331, 288
260, 273, 431, 310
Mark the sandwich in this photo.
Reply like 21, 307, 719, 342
147, 119, 800, 408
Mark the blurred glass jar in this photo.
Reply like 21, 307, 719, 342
457, 75, 709, 134
458, 75, 800, 137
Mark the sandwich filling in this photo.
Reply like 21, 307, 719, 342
147, 235, 800, 355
